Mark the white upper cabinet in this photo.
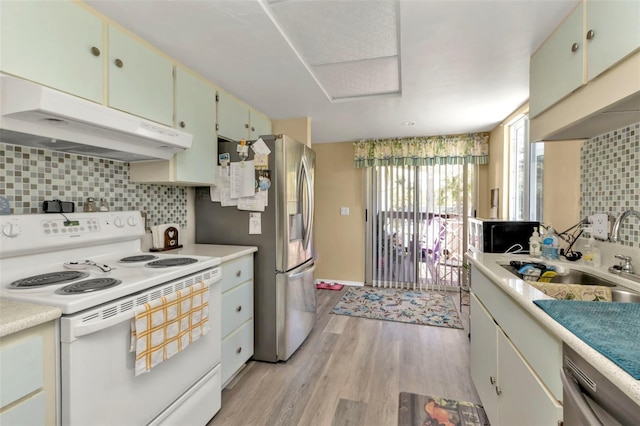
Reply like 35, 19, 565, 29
0, 1, 104, 103
530, 0, 640, 118
173, 69, 217, 184
107, 26, 174, 126
217, 90, 272, 141
129, 68, 217, 185
217, 90, 251, 142
585, 0, 640, 80
250, 109, 273, 140
529, 2, 584, 118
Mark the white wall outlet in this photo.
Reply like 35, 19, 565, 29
340, 207, 350, 216
589, 213, 609, 240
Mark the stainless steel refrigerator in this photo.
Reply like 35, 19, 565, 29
194, 134, 316, 362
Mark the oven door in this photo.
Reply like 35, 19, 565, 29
60, 268, 221, 426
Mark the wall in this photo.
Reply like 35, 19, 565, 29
542, 140, 582, 232
0, 142, 189, 229
272, 117, 312, 147
313, 141, 365, 283
580, 122, 639, 248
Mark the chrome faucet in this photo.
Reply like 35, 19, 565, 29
610, 209, 640, 242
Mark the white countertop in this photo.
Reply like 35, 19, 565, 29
0, 300, 61, 338
466, 251, 640, 405
167, 244, 257, 264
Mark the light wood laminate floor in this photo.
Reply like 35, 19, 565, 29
208, 287, 478, 426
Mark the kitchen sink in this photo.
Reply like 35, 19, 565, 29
611, 288, 640, 303
501, 264, 617, 286
500, 264, 640, 303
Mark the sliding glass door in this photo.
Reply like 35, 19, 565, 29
366, 163, 473, 290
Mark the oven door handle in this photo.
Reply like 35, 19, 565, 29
560, 366, 604, 426
71, 310, 134, 339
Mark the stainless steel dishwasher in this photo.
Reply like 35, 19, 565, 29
561, 343, 640, 426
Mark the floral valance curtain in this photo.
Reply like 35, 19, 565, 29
353, 132, 489, 168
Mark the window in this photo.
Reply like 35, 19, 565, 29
508, 115, 543, 221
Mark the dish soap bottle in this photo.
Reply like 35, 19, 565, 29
541, 226, 559, 259
583, 228, 601, 267
529, 227, 542, 257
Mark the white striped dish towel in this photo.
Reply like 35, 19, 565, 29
130, 281, 210, 376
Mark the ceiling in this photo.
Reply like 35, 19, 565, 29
86, 0, 579, 144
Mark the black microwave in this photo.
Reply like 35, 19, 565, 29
468, 218, 539, 253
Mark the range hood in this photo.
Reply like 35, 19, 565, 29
0, 74, 192, 162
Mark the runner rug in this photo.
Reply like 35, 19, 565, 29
398, 392, 489, 426
331, 286, 463, 329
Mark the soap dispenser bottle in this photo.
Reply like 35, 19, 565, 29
529, 227, 541, 257
583, 228, 601, 267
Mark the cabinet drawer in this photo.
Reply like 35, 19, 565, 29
222, 255, 253, 293
471, 268, 562, 401
0, 391, 45, 425
222, 280, 253, 337
0, 335, 43, 408
222, 321, 254, 385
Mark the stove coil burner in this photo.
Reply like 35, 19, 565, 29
119, 255, 158, 263
145, 258, 198, 268
10, 271, 90, 288
55, 278, 122, 294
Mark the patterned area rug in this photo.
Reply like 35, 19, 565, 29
332, 286, 463, 329
398, 392, 489, 426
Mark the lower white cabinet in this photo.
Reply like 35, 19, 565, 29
0, 321, 57, 426
469, 293, 498, 422
470, 270, 562, 426
221, 254, 254, 386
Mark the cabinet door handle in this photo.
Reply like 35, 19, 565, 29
586, 29, 595, 40
114, 58, 124, 68
245, 123, 249, 129
489, 376, 496, 385
495, 386, 502, 396
236, 270, 242, 277
179, 121, 186, 128
91, 46, 101, 57
236, 305, 242, 312
236, 347, 242, 354
570, 43, 579, 53
251, 126, 255, 132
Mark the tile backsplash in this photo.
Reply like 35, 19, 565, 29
581, 122, 639, 248
0, 143, 188, 229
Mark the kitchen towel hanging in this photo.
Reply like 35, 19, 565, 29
130, 281, 210, 376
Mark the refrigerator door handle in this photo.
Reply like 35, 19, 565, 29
288, 260, 317, 280
300, 155, 314, 251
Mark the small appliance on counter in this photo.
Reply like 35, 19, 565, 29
468, 217, 539, 253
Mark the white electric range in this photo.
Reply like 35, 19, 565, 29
0, 211, 223, 425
